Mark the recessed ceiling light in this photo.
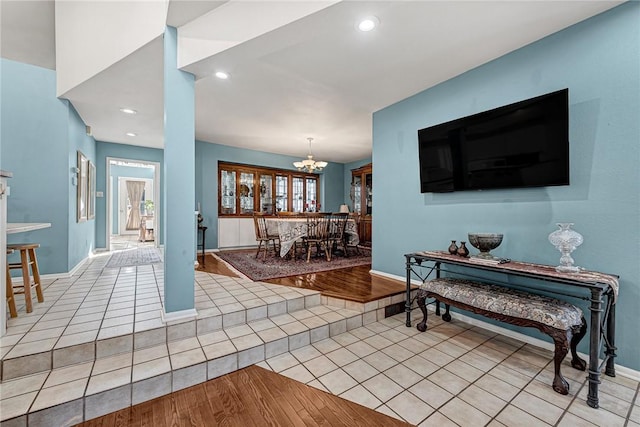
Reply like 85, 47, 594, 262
119, 108, 137, 114
215, 71, 230, 80
358, 16, 379, 32
126, 132, 137, 137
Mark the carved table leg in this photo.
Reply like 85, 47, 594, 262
416, 291, 428, 332
570, 317, 587, 371
442, 303, 452, 322
550, 329, 571, 395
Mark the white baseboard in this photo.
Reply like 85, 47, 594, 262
370, 269, 640, 382
160, 308, 198, 324
10, 254, 92, 285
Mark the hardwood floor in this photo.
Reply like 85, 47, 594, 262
196, 253, 238, 278
196, 254, 407, 303
76, 366, 410, 427
264, 265, 407, 303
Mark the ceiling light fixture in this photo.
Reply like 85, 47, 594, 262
215, 71, 230, 80
358, 16, 379, 32
293, 137, 328, 172
125, 132, 137, 137
119, 108, 137, 114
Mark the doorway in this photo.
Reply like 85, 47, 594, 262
106, 158, 160, 251
117, 177, 153, 235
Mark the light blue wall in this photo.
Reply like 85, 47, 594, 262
67, 105, 96, 270
195, 140, 346, 249
109, 164, 155, 234
1, 59, 95, 274
95, 141, 164, 249
372, 3, 639, 369
344, 158, 372, 211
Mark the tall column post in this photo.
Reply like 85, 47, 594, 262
161, 26, 196, 321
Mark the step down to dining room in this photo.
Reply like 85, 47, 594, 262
1, 258, 416, 426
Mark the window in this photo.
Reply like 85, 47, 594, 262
218, 162, 320, 216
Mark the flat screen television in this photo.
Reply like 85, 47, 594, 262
418, 88, 569, 193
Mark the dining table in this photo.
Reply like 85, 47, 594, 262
266, 216, 359, 258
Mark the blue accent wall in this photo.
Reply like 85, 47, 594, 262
1, 59, 96, 274
372, 3, 639, 369
195, 140, 346, 249
67, 104, 96, 270
95, 141, 164, 249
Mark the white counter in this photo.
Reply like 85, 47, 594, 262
6, 223, 52, 234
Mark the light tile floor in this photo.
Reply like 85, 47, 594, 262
0, 253, 322, 372
259, 315, 640, 427
1, 239, 638, 426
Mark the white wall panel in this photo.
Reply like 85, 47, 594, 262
55, 0, 168, 96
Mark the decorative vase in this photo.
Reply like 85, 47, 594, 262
448, 240, 458, 255
548, 223, 583, 273
457, 241, 470, 258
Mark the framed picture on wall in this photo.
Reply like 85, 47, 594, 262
77, 151, 88, 222
88, 161, 96, 220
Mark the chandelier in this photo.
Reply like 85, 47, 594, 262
293, 137, 328, 172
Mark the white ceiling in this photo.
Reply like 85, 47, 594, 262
1, 0, 624, 164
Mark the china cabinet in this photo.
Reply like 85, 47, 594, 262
350, 163, 372, 244
218, 162, 320, 217
218, 162, 320, 249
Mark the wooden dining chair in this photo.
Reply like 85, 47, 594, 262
253, 212, 279, 260
345, 213, 362, 256
328, 212, 349, 258
302, 212, 331, 262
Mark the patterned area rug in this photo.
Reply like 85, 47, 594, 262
106, 247, 163, 268
216, 248, 371, 281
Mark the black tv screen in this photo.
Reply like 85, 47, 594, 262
418, 89, 569, 193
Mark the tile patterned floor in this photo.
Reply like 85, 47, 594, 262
259, 315, 640, 427
1, 239, 638, 426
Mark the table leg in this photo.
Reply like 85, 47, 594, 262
587, 288, 603, 409
605, 297, 617, 377
405, 258, 412, 327
201, 228, 206, 260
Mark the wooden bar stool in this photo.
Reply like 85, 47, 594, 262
7, 243, 44, 313
6, 248, 18, 318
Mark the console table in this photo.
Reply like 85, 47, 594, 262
197, 225, 207, 263
404, 251, 618, 409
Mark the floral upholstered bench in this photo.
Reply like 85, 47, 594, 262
416, 278, 587, 395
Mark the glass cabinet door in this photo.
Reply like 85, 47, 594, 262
292, 177, 304, 212
275, 175, 288, 212
239, 172, 254, 214
221, 169, 236, 214
306, 178, 317, 212
351, 175, 362, 214
259, 174, 274, 214
365, 172, 372, 215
